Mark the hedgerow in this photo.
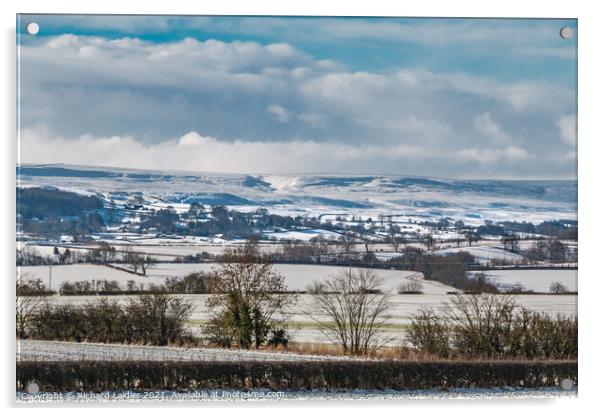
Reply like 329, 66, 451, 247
16, 360, 577, 392
26, 295, 192, 346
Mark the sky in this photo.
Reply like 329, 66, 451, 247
17, 15, 577, 179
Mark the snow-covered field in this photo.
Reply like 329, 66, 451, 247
468, 269, 578, 292
436, 246, 525, 263
22, 243, 233, 260
263, 229, 342, 241
16, 340, 355, 362
19, 261, 579, 295
18, 263, 454, 294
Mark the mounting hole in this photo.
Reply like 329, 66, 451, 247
560, 378, 575, 390
26, 381, 40, 394
559, 26, 573, 40
26, 22, 39, 35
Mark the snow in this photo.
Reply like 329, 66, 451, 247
22, 241, 238, 260
18, 164, 577, 225
19, 261, 578, 304
58, 235, 74, 243
468, 269, 578, 292
18, 263, 457, 295
264, 229, 341, 241
18, 264, 166, 289
374, 251, 405, 261
436, 246, 525, 263
16, 340, 356, 362
15, 340, 577, 402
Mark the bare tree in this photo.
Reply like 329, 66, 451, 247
122, 249, 154, 275
423, 234, 436, 251
360, 235, 372, 255
241, 234, 260, 257
501, 233, 520, 253
546, 238, 568, 263
96, 241, 116, 264
387, 224, 406, 252
464, 231, 481, 247
122, 250, 140, 273
310, 235, 329, 261
408, 293, 529, 358
139, 255, 156, 276
308, 269, 392, 355
59, 248, 71, 264
187, 201, 204, 223
338, 231, 356, 254
445, 293, 516, 357
16, 275, 48, 338
454, 220, 465, 231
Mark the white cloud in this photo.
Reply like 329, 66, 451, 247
266, 105, 291, 123
473, 113, 511, 143
20, 128, 423, 174
557, 114, 577, 146
21, 128, 567, 179
457, 146, 531, 163
20, 36, 570, 142
17, 34, 576, 178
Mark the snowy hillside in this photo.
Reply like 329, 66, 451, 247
17, 164, 576, 225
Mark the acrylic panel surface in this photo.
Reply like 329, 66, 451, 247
16, 15, 577, 402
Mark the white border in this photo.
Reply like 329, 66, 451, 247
2, 0, 600, 414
